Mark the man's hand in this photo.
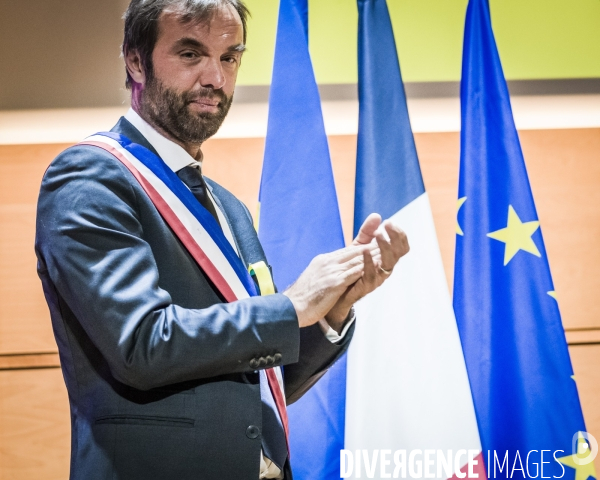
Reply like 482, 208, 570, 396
283, 246, 371, 329
324, 213, 410, 331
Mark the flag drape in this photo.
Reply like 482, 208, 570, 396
258, 0, 346, 478
454, 1, 593, 478
352, 0, 424, 233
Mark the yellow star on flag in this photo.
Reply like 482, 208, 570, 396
487, 205, 541, 265
456, 197, 467, 235
557, 432, 597, 480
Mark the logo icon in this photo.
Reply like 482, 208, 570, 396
572, 431, 598, 466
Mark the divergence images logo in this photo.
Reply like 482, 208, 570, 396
571, 432, 597, 466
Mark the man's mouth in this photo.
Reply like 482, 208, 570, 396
187, 97, 221, 114
189, 97, 220, 106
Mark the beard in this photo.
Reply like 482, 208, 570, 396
139, 75, 233, 144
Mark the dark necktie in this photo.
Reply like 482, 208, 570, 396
177, 165, 221, 227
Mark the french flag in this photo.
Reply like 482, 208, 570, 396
343, 0, 485, 478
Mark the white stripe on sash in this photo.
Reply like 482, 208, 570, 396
84, 134, 250, 301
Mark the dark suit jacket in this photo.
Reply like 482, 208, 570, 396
35, 118, 353, 480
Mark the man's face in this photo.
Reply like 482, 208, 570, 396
138, 5, 244, 144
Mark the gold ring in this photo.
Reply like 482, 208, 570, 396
379, 266, 393, 275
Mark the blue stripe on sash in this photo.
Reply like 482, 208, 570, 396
95, 131, 258, 298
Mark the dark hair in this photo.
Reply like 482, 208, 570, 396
122, 0, 249, 88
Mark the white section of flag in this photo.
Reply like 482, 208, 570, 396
345, 193, 482, 478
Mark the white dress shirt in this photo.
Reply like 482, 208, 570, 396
124, 109, 354, 479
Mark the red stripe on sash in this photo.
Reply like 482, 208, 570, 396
81, 141, 238, 303
266, 369, 290, 455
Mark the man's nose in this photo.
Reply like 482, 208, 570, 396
198, 58, 226, 90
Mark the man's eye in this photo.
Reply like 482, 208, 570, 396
180, 52, 197, 59
222, 57, 237, 64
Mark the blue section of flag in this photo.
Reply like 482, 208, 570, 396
453, 0, 586, 471
354, 0, 425, 235
95, 132, 257, 297
257, 0, 346, 477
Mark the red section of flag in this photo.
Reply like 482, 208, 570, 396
449, 451, 488, 480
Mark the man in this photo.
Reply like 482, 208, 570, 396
35, 0, 409, 479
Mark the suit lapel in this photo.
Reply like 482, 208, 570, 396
205, 179, 269, 272
205, 184, 247, 262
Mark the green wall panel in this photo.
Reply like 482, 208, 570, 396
237, 0, 600, 86
492, 0, 600, 80
237, 0, 279, 85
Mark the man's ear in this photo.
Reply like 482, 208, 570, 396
124, 49, 146, 86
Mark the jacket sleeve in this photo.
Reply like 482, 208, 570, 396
35, 145, 300, 391
230, 191, 356, 404
283, 313, 355, 405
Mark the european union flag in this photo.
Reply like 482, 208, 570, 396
258, 0, 346, 478
454, 0, 596, 478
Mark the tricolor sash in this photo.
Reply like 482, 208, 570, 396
79, 132, 289, 452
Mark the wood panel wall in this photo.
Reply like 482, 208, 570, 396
1, 129, 599, 478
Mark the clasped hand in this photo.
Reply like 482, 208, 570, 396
283, 213, 409, 332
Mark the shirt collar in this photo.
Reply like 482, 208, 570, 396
124, 108, 201, 173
